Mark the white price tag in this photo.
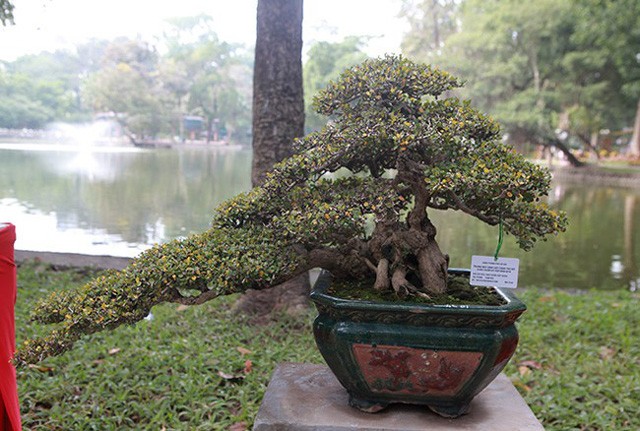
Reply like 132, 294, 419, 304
470, 256, 520, 289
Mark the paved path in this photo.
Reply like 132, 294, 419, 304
15, 250, 132, 270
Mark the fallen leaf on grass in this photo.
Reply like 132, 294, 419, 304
229, 421, 247, 431
176, 304, 190, 312
598, 346, 615, 361
511, 378, 532, 393
236, 346, 252, 356
27, 364, 55, 373
518, 366, 532, 377
217, 370, 245, 382
518, 360, 542, 370
108, 348, 121, 356
538, 295, 556, 303
244, 359, 253, 374
553, 314, 568, 323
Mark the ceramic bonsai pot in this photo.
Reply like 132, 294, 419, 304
310, 269, 527, 418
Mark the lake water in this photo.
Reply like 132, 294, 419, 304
1, 141, 638, 290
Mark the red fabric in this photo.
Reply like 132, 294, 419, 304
0, 224, 21, 431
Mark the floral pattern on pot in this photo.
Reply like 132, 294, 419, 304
353, 344, 483, 397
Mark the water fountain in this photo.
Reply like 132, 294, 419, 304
46, 118, 127, 147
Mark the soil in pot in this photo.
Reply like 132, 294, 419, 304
327, 272, 506, 306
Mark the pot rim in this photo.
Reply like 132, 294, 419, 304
310, 268, 527, 319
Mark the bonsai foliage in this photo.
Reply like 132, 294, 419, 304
17, 55, 566, 365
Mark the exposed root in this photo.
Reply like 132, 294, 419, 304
391, 266, 412, 297
391, 266, 431, 299
373, 258, 390, 291
356, 251, 378, 274
417, 246, 448, 295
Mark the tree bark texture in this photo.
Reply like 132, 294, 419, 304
628, 98, 640, 158
238, 0, 306, 318
251, 0, 304, 187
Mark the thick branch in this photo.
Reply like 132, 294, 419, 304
448, 191, 500, 225
396, 156, 431, 230
307, 247, 370, 279
408, 189, 430, 230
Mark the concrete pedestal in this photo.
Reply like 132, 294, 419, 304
253, 363, 544, 431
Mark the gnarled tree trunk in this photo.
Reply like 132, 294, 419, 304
366, 159, 450, 297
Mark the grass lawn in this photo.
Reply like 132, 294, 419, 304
14, 261, 640, 430
596, 159, 640, 175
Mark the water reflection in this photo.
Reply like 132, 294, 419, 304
0, 142, 252, 256
0, 141, 638, 290
431, 182, 640, 291
610, 255, 624, 279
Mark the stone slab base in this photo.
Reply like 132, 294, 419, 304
253, 362, 544, 431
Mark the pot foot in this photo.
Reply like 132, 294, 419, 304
427, 401, 471, 418
348, 394, 388, 413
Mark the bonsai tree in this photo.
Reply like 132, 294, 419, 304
17, 55, 566, 365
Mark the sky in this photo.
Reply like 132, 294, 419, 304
0, 0, 408, 61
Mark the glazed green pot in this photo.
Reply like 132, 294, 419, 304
310, 269, 527, 418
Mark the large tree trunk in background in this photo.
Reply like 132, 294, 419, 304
548, 137, 584, 167
238, 0, 307, 318
514, 127, 584, 167
431, 0, 441, 49
251, 0, 304, 186
628, 99, 640, 158
623, 195, 637, 287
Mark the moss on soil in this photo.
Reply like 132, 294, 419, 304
327, 274, 506, 306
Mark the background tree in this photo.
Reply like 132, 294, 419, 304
548, 0, 639, 158
570, 0, 640, 157
251, 0, 304, 186
0, 21, 252, 142
0, 50, 93, 128
430, 0, 583, 164
400, 0, 459, 62
401, 0, 640, 162
303, 36, 368, 132
7, 51, 93, 121
83, 38, 172, 143
0, 70, 52, 128
0, 39, 125, 130
0, 0, 13, 26
162, 15, 252, 143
